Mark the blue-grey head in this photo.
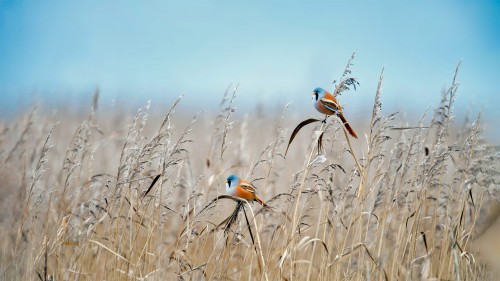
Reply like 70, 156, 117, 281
225, 175, 239, 193
312, 87, 326, 102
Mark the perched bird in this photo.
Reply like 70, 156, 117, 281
311, 87, 358, 138
225, 175, 269, 207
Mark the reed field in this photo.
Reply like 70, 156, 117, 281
1, 65, 499, 281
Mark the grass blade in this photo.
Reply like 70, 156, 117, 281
285, 118, 321, 156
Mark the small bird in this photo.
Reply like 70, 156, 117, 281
225, 175, 269, 207
311, 87, 358, 138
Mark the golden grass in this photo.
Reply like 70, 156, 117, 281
0, 67, 499, 281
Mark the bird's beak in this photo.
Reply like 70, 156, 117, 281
224, 180, 228, 184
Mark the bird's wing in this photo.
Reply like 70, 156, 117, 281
239, 181, 256, 194
320, 98, 340, 113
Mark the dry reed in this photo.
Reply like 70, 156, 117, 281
0, 63, 499, 281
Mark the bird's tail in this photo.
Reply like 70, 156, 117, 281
255, 197, 271, 209
338, 113, 358, 139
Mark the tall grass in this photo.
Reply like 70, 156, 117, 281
0, 67, 499, 281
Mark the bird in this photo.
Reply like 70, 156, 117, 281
225, 175, 269, 207
311, 87, 358, 138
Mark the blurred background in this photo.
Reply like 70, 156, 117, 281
1, 1, 499, 140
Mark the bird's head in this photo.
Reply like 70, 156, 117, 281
225, 175, 239, 190
312, 87, 325, 101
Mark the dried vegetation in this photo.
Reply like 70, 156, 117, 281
0, 64, 499, 281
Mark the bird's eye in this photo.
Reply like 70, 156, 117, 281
227, 180, 231, 186
314, 93, 318, 100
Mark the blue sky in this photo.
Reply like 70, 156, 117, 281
1, 1, 499, 139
